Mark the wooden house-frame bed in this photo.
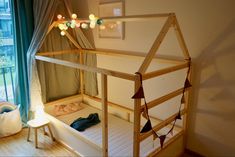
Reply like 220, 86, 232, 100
35, 13, 192, 157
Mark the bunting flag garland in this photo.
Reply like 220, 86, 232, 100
184, 78, 192, 89
181, 95, 185, 104
176, 111, 182, 120
131, 59, 192, 149
152, 130, 159, 140
159, 135, 166, 148
142, 109, 148, 119
140, 119, 153, 133
132, 86, 145, 99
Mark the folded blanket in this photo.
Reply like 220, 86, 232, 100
53, 102, 83, 116
70, 113, 100, 131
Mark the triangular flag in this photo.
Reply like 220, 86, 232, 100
140, 119, 152, 133
152, 130, 158, 140
159, 135, 166, 148
181, 95, 185, 104
132, 86, 145, 99
176, 112, 181, 120
184, 78, 192, 88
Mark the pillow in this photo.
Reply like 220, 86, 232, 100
53, 102, 83, 116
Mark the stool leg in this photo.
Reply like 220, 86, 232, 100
43, 126, 47, 135
35, 128, 38, 148
47, 124, 55, 141
27, 127, 30, 141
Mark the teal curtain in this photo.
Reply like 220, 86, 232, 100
11, 0, 34, 123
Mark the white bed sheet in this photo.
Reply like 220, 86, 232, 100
45, 103, 179, 156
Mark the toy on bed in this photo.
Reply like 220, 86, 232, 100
0, 101, 22, 138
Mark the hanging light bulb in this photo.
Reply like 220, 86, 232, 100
58, 23, 64, 30
57, 14, 62, 20
71, 13, 77, 19
89, 14, 95, 20
81, 23, 88, 29
89, 20, 96, 29
60, 31, 66, 36
70, 20, 76, 28
63, 24, 68, 30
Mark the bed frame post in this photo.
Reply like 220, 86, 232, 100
183, 63, 192, 148
79, 51, 84, 97
133, 75, 141, 157
101, 74, 108, 157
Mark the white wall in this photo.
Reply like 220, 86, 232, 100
73, 0, 235, 156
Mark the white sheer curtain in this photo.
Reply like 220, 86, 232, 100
27, 0, 59, 113
64, 1, 98, 96
28, 0, 98, 114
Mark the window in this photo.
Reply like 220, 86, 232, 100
0, 0, 15, 102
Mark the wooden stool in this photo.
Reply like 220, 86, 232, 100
27, 118, 55, 148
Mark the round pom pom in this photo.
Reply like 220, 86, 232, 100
57, 14, 62, 20
89, 14, 95, 20
60, 31, 66, 36
71, 13, 77, 19
96, 19, 103, 25
81, 23, 88, 29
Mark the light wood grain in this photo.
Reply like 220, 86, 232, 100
183, 64, 193, 148
101, 74, 108, 156
37, 49, 79, 56
140, 87, 191, 112
35, 55, 135, 81
172, 15, 190, 59
100, 13, 171, 22
147, 130, 184, 157
40, 13, 192, 157
133, 75, 141, 157
138, 14, 174, 73
140, 109, 186, 141
142, 62, 189, 80
64, 30, 82, 50
0, 128, 78, 156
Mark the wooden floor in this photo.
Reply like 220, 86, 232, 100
0, 128, 78, 156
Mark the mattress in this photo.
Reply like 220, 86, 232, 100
45, 102, 179, 156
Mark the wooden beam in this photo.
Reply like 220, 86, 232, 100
47, 21, 56, 35
147, 130, 184, 157
140, 87, 190, 112
183, 64, 192, 148
37, 49, 79, 56
172, 15, 190, 59
35, 55, 135, 81
133, 75, 141, 157
84, 48, 185, 64
63, 30, 82, 50
83, 94, 133, 114
140, 109, 186, 141
101, 13, 171, 22
138, 14, 174, 74
44, 94, 82, 106
79, 51, 84, 96
142, 62, 189, 80
101, 74, 108, 157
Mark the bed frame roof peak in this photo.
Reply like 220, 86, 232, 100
38, 13, 191, 76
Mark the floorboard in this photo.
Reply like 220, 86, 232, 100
0, 128, 78, 156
